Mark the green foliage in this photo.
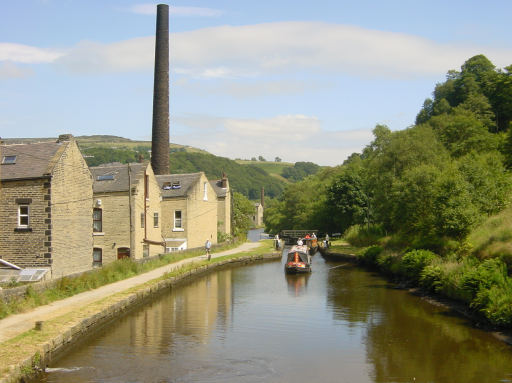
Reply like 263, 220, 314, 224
281, 161, 321, 182
326, 170, 369, 233
399, 250, 440, 282
344, 224, 384, 247
358, 245, 383, 266
419, 265, 444, 292
426, 108, 499, 157
232, 192, 254, 238
81, 147, 147, 166
170, 151, 285, 199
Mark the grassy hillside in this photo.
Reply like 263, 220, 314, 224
170, 152, 285, 199
5, 135, 322, 199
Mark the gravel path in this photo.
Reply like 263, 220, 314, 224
0, 242, 260, 343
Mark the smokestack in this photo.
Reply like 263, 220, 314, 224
261, 187, 265, 208
151, 4, 170, 175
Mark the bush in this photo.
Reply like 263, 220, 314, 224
419, 265, 444, 292
376, 252, 401, 275
345, 225, 384, 247
399, 250, 440, 282
359, 245, 383, 267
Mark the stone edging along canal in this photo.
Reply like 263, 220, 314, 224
0, 252, 281, 383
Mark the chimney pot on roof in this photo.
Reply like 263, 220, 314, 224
57, 134, 73, 143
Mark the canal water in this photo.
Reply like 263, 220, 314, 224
39, 250, 512, 383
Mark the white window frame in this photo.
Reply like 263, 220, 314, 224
153, 212, 159, 228
93, 208, 102, 232
203, 182, 208, 201
173, 210, 183, 231
2, 155, 16, 164
93, 248, 102, 267
18, 205, 29, 228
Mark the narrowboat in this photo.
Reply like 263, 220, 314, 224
285, 245, 312, 274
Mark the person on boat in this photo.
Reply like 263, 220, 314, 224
305, 233, 311, 239
311, 232, 317, 239
297, 238, 303, 246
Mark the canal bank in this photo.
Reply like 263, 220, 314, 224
36, 247, 512, 383
0, 242, 280, 383
320, 244, 512, 346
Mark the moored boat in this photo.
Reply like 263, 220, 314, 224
304, 237, 318, 255
285, 245, 312, 274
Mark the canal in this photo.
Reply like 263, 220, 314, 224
39, 250, 512, 383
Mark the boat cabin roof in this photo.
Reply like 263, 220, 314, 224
286, 249, 309, 264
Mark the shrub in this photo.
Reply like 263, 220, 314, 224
419, 265, 444, 292
375, 252, 400, 275
345, 225, 384, 247
359, 245, 383, 267
399, 249, 440, 282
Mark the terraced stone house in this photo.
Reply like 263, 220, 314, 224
0, 135, 93, 279
156, 172, 218, 251
90, 162, 164, 266
210, 174, 231, 237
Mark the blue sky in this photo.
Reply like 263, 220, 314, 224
1, 0, 511, 165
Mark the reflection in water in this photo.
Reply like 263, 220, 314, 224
285, 273, 310, 297
40, 254, 512, 383
327, 266, 512, 382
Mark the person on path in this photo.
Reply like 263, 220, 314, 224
205, 239, 212, 260
325, 234, 329, 248
275, 234, 280, 250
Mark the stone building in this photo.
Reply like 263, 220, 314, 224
210, 174, 231, 237
90, 162, 164, 265
0, 135, 93, 279
252, 202, 264, 227
157, 172, 218, 251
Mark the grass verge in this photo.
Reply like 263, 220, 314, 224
0, 241, 240, 320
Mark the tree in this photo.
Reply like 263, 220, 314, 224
326, 171, 369, 233
258, 156, 266, 162
275, 157, 282, 162
232, 192, 255, 239
426, 108, 499, 157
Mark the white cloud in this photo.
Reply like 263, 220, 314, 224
173, 114, 373, 166
45, 21, 511, 79
175, 78, 332, 97
0, 43, 63, 63
0, 62, 34, 79
128, 4, 223, 17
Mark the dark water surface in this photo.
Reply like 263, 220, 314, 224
40, 251, 512, 383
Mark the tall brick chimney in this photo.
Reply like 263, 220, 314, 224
151, 4, 170, 175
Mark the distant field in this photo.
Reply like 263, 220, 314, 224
235, 160, 294, 176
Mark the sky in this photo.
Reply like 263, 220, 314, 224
1, 0, 511, 166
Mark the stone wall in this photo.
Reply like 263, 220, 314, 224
92, 192, 130, 265
186, 173, 218, 248
50, 141, 93, 278
131, 165, 164, 259
0, 178, 51, 268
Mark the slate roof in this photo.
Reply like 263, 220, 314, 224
209, 179, 229, 198
0, 141, 68, 181
156, 172, 202, 198
90, 163, 146, 193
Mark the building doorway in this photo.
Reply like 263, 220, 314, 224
117, 247, 130, 260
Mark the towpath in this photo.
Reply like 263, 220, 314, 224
0, 242, 260, 343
